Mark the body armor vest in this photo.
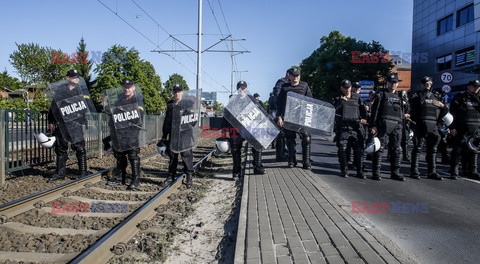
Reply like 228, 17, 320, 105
380, 91, 402, 123
420, 91, 440, 123
464, 94, 480, 134
342, 94, 360, 123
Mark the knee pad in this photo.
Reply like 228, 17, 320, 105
127, 149, 140, 161
302, 134, 311, 145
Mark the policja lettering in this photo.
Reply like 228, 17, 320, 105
113, 109, 140, 123
181, 113, 199, 125
241, 107, 261, 127
60, 101, 87, 116
304, 103, 314, 126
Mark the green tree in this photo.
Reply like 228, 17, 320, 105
213, 100, 223, 116
9, 42, 71, 85
94, 45, 166, 114
0, 70, 23, 90
74, 37, 94, 89
300, 31, 393, 101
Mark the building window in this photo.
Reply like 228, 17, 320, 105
456, 46, 475, 67
437, 14, 453, 35
457, 4, 474, 27
437, 54, 452, 71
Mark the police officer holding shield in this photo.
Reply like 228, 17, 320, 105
162, 84, 195, 188
370, 74, 408, 181
333, 80, 368, 178
272, 71, 290, 161
449, 80, 480, 180
276, 66, 313, 170
107, 79, 145, 190
409, 76, 447, 180
222, 81, 266, 178
47, 69, 89, 181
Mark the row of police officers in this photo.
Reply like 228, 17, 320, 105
333, 72, 480, 181
44, 69, 196, 189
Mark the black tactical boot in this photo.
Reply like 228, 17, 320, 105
276, 135, 287, 162
338, 148, 348, 178
128, 159, 141, 190
426, 151, 442, 180
302, 142, 312, 171
410, 148, 421, 179
287, 141, 297, 168
468, 154, 480, 180
391, 151, 405, 181
108, 169, 127, 186
253, 150, 266, 174
77, 152, 87, 178
371, 151, 382, 180
354, 149, 365, 179
49, 155, 67, 182
185, 173, 193, 188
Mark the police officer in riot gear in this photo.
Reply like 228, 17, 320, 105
399, 90, 412, 162
223, 81, 266, 178
276, 66, 313, 170
345, 82, 364, 167
273, 71, 290, 161
370, 74, 408, 181
162, 84, 196, 188
108, 79, 145, 189
333, 80, 368, 178
47, 69, 88, 181
409, 76, 448, 180
449, 80, 480, 180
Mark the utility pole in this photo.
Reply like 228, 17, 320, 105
196, 0, 202, 115
229, 38, 249, 94
151, 0, 250, 109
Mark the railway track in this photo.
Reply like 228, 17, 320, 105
0, 143, 218, 263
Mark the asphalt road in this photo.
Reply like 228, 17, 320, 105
301, 137, 480, 264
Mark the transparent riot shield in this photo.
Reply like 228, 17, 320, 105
104, 85, 146, 152
224, 92, 279, 150
170, 90, 200, 153
46, 77, 97, 144
283, 92, 335, 136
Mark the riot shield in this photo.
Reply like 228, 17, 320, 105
170, 90, 200, 153
224, 92, 279, 150
104, 85, 146, 152
46, 77, 97, 144
283, 92, 335, 136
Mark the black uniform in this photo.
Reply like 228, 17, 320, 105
449, 91, 480, 180
109, 93, 145, 188
222, 95, 265, 177
277, 81, 313, 169
409, 89, 447, 180
162, 99, 194, 184
399, 91, 412, 162
333, 93, 367, 178
47, 83, 87, 180
370, 88, 405, 180
272, 77, 289, 161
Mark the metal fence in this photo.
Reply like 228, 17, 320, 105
0, 109, 222, 185
0, 109, 165, 185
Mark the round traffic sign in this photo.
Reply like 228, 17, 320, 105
442, 84, 451, 93
441, 72, 454, 84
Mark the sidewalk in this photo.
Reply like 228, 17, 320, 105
234, 150, 417, 264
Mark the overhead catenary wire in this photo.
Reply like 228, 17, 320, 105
97, 0, 229, 94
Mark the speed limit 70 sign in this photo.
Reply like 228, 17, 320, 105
441, 72, 454, 84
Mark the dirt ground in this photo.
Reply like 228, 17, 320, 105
163, 158, 240, 264
0, 142, 242, 263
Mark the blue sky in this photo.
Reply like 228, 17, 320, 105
0, 0, 413, 104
